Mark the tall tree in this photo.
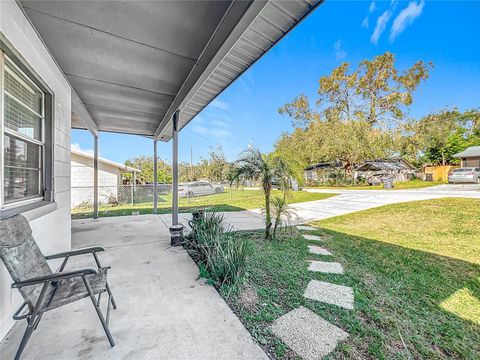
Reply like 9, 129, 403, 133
277, 52, 432, 174
408, 109, 480, 165
280, 52, 432, 128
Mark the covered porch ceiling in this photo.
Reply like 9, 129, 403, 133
19, 0, 322, 141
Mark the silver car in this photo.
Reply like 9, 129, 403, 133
178, 181, 224, 198
448, 167, 480, 184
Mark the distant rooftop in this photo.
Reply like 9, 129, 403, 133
453, 146, 480, 158
71, 149, 141, 173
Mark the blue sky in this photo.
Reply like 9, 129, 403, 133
72, 0, 480, 164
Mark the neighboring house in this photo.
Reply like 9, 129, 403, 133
355, 158, 416, 182
453, 146, 480, 168
304, 162, 343, 184
71, 150, 140, 208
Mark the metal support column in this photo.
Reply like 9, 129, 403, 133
172, 110, 179, 225
93, 136, 99, 219
153, 140, 158, 214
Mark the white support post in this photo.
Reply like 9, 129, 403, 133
153, 140, 158, 214
93, 136, 99, 219
172, 110, 179, 225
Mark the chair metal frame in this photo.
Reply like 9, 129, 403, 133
10, 246, 117, 360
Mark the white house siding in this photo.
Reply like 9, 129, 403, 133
71, 152, 122, 208
0, 0, 72, 340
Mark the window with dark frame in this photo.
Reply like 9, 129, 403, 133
1, 51, 47, 209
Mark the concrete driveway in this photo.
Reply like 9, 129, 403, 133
286, 184, 480, 224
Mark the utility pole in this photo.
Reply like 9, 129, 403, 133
190, 145, 194, 181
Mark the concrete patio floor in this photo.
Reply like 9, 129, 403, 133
0, 215, 268, 360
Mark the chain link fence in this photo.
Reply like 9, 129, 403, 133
70, 182, 237, 218
71, 184, 171, 211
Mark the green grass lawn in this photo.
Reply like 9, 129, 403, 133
71, 189, 336, 219
306, 179, 445, 190
223, 198, 480, 359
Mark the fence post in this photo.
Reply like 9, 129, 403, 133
131, 171, 135, 207
153, 140, 158, 214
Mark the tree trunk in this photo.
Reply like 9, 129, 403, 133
264, 186, 272, 239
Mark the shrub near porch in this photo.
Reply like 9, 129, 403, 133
223, 198, 480, 359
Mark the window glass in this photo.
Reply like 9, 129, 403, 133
4, 95, 42, 140
4, 64, 42, 114
2, 55, 45, 207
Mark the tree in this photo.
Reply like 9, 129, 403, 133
198, 146, 229, 182
231, 148, 292, 239
277, 52, 432, 175
124, 156, 171, 183
408, 109, 480, 165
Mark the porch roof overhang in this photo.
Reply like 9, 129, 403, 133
18, 0, 322, 141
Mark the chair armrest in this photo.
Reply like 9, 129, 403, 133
12, 268, 99, 288
45, 246, 105, 260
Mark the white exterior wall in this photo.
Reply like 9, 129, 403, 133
0, 0, 72, 340
71, 153, 122, 208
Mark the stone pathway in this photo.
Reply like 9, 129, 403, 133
304, 280, 354, 310
296, 225, 317, 231
303, 234, 324, 241
307, 245, 332, 256
307, 260, 344, 274
271, 307, 348, 360
270, 224, 356, 359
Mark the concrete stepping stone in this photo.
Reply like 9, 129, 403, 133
271, 306, 349, 360
308, 260, 344, 274
303, 234, 324, 242
297, 225, 317, 231
307, 245, 332, 256
304, 280, 354, 309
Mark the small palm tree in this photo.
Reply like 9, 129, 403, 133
270, 196, 294, 238
231, 148, 292, 239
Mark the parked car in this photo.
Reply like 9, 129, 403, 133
178, 181, 224, 198
448, 167, 480, 184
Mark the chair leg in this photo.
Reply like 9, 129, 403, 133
106, 282, 117, 309
14, 318, 36, 360
82, 276, 115, 347
15, 284, 48, 360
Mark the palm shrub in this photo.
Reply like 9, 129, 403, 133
231, 147, 293, 239
270, 196, 294, 238
185, 212, 251, 286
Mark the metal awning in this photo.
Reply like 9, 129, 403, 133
19, 0, 322, 141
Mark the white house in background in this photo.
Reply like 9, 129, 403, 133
71, 149, 140, 208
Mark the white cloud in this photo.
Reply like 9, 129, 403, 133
71, 143, 94, 155
390, 0, 425, 42
361, 16, 369, 28
369, 1, 376, 12
210, 99, 229, 110
370, 10, 392, 44
334, 40, 347, 60
191, 125, 231, 139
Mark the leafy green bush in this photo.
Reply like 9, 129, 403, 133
185, 212, 252, 286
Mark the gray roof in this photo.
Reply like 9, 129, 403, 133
453, 146, 480, 158
355, 160, 412, 172
19, 1, 321, 140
